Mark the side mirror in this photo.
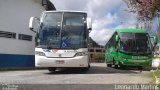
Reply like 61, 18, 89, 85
151, 36, 158, 45
29, 17, 34, 30
115, 35, 119, 43
29, 17, 39, 33
87, 17, 92, 32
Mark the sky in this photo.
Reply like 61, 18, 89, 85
50, 0, 137, 46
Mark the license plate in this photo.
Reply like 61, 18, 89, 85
56, 60, 65, 64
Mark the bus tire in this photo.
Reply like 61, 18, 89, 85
82, 65, 90, 72
115, 65, 119, 69
48, 67, 56, 72
119, 62, 126, 69
107, 64, 112, 67
81, 68, 89, 72
88, 64, 91, 68
113, 59, 118, 69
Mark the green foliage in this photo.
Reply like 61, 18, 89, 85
123, 0, 160, 21
150, 0, 160, 17
154, 70, 160, 78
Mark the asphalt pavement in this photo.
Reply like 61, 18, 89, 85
0, 63, 153, 90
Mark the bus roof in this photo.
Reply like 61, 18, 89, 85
43, 10, 87, 14
116, 29, 147, 33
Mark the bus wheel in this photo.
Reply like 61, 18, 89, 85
113, 59, 118, 69
82, 65, 90, 72
107, 64, 112, 67
88, 64, 91, 68
115, 65, 119, 69
48, 67, 56, 72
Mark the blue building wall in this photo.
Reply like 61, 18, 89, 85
0, 54, 35, 68
0, 0, 56, 68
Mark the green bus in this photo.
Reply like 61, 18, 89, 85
104, 29, 157, 69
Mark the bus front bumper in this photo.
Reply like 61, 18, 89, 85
119, 59, 152, 67
35, 55, 89, 68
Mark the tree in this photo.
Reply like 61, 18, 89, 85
123, 0, 160, 21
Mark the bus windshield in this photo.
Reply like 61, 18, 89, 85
119, 33, 152, 55
38, 12, 87, 49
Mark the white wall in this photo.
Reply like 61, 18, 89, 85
0, 0, 45, 55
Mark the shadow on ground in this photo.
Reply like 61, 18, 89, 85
45, 64, 145, 75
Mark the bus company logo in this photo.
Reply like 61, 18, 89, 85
43, 49, 50, 52
52, 50, 58, 53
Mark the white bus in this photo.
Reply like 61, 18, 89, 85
29, 11, 92, 72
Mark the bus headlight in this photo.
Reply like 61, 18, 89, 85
35, 51, 46, 56
76, 52, 87, 56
